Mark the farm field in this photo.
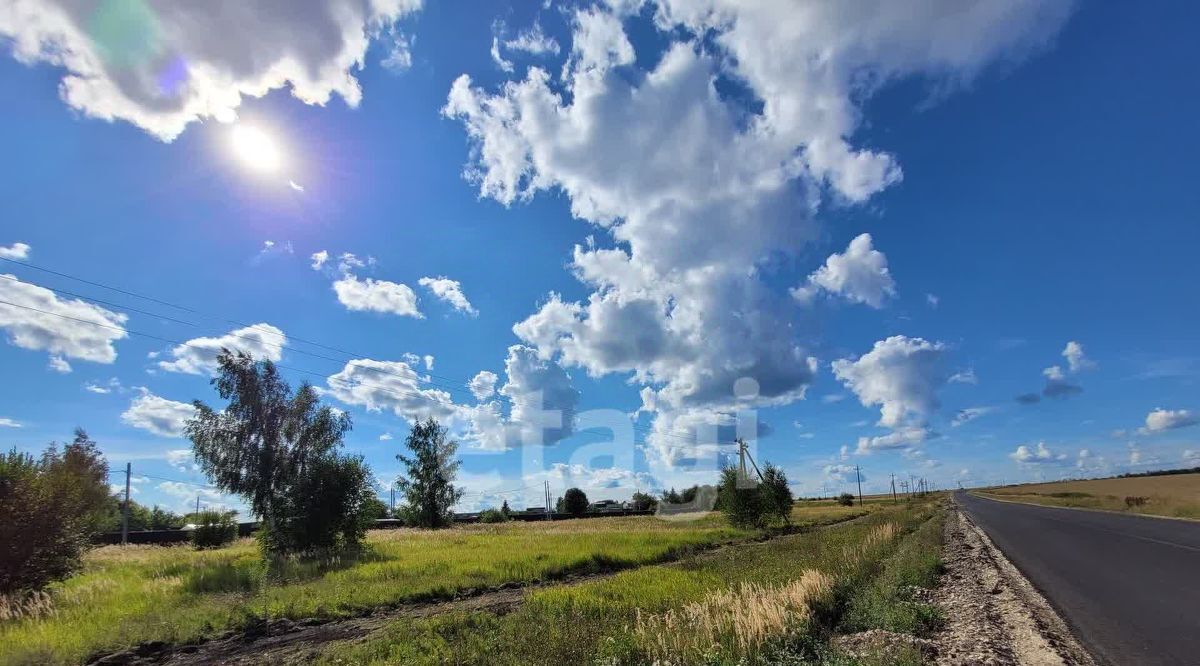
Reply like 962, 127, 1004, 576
318, 500, 944, 665
0, 504, 869, 665
978, 473, 1200, 519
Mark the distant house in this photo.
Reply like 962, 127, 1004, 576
524, 506, 547, 513
588, 499, 622, 513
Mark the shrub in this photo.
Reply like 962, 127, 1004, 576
191, 510, 238, 549
479, 508, 507, 523
261, 454, 376, 554
630, 491, 659, 512
1124, 496, 1148, 508
0, 430, 110, 594
716, 467, 769, 528
837, 492, 856, 507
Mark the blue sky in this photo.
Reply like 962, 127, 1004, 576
1, 0, 1198, 514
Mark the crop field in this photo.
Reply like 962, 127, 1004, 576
318, 500, 944, 665
0, 504, 870, 665
979, 473, 1200, 519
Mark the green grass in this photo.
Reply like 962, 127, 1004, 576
0, 505, 867, 665
319, 502, 940, 665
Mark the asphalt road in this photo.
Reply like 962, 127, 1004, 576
957, 492, 1200, 665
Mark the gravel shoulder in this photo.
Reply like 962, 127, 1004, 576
932, 503, 1094, 666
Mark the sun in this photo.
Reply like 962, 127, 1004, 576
229, 124, 283, 174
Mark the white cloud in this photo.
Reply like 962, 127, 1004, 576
310, 250, 329, 270
949, 369, 978, 385
0, 273, 128, 364
418, 276, 477, 316
855, 426, 931, 454
84, 377, 122, 394
158, 481, 223, 504
833, 336, 949, 430
333, 274, 422, 318
1141, 408, 1198, 434
1063, 341, 1095, 373
289, 180, 305, 192
423, 354, 434, 370
823, 464, 864, 484
490, 36, 514, 73
166, 449, 193, 471
446, 1, 1068, 469
1009, 442, 1066, 465
792, 233, 896, 308
157, 323, 285, 375
121, 390, 196, 438
0, 0, 423, 140
0, 417, 22, 428
504, 22, 560, 56
468, 370, 499, 401
1183, 449, 1199, 464
0, 242, 31, 260
325, 357, 457, 423
926, 293, 939, 309
951, 406, 994, 427
379, 432, 394, 441
47, 355, 72, 373
381, 28, 414, 73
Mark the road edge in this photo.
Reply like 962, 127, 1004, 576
968, 491, 1200, 524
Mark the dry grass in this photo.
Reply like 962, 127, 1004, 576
982, 473, 1200, 519
634, 571, 834, 663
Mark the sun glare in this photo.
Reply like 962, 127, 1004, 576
229, 124, 282, 174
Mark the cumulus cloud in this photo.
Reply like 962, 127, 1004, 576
84, 377, 123, 394
0, 273, 128, 364
0, 417, 22, 428
418, 276, 477, 315
0, 242, 31, 260
823, 464, 864, 484
157, 323, 285, 375
445, 0, 1069, 469
332, 274, 422, 318
468, 370, 499, 401
1063, 341, 1095, 373
949, 369, 978, 385
47, 355, 72, 373
0, 0, 423, 140
1140, 408, 1198, 434
833, 336, 949, 430
310, 250, 329, 270
121, 390, 196, 437
791, 233, 896, 308
325, 357, 457, 423
503, 21, 560, 56
855, 426, 931, 454
1009, 442, 1066, 465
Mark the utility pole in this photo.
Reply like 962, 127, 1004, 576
890, 473, 897, 504
909, 475, 916, 498
196, 495, 201, 516
544, 481, 551, 520
855, 465, 863, 506
390, 487, 395, 514
121, 462, 131, 545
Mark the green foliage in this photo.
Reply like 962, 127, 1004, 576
500, 500, 511, 517
360, 494, 390, 522
261, 455, 376, 554
190, 510, 238, 549
187, 351, 373, 555
837, 492, 856, 507
100, 497, 185, 532
479, 508, 508, 523
395, 418, 464, 529
0, 429, 110, 593
561, 487, 588, 516
761, 463, 794, 521
630, 491, 658, 512
841, 510, 945, 637
716, 467, 770, 528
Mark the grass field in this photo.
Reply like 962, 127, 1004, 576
978, 473, 1200, 519
319, 500, 944, 665
0, 505, 868, 665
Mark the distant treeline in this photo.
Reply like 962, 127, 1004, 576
1116, 466, 1200, 479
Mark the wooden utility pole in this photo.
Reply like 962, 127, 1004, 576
855, 465, 863, 506
121, 462, 131, 545
544, 481, 551, 520
890, 473, 897, 504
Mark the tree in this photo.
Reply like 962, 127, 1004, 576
500, 499, 511, 518
561, 487, 589, 516
630, 491, 658, 512
191, 510, 237, 549
361, 495, 389, 522
187, 351, 374, 554
716, 467, 770, 528
1, 430, 110, 593
661, 487, 682, 503
395, 418, 463, 529
760, 464, 794, 522
837, 492, 856, 507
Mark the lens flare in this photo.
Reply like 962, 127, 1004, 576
229, 125, 282, 173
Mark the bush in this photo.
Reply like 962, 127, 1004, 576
261, 454, 376, 554
837, 492, 856, 507
716, 468, 769, 528
0, 430, 110, 594
191, 510, 238, 549
479, 508, 508, 523
630, 491, 659, 512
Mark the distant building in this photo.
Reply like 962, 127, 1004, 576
588, 499, 622, 513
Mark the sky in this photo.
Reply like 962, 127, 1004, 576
1, 0, 1198, 516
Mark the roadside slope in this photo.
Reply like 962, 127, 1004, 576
958, 491, 1200, 665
